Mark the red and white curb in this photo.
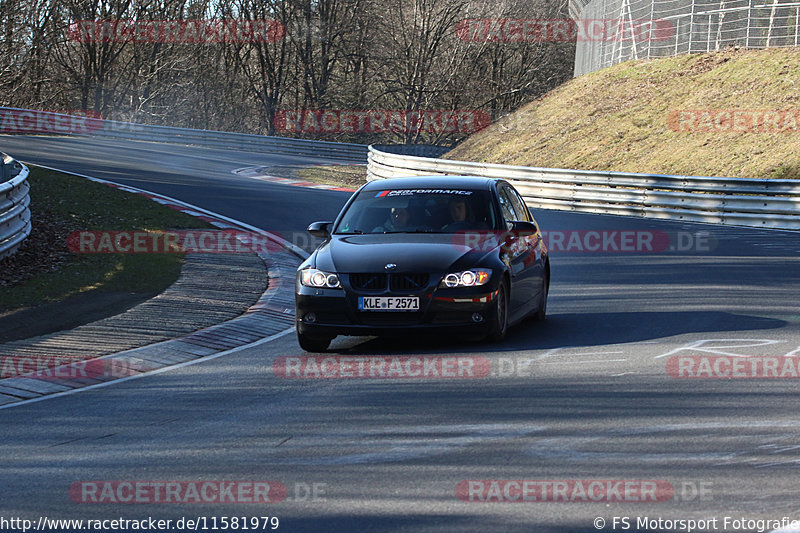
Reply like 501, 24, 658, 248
233, 165, 359, 192
0, 163, 306, 410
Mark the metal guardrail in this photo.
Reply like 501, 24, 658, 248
0, 107, 368, 162
371, 144, 451, 159
367, 145, 800, 230
0, 153, 31, 260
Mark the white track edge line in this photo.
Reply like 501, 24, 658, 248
0, 328, 294, 411
0, 162, 307, 409
28, 162, 310, 260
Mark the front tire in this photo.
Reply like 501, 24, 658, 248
534, 268, 548, 322
487, 281, 509, 342
297, 331, 333, 352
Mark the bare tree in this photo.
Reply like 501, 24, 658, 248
231, 0, 291, 134
48, 0, 159, 115
369, 0, 471, 143
0, 0, 576, 143
287, 0, 361, 109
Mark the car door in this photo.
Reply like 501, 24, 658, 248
497, 184, 539, 320
507, 185, 545, 314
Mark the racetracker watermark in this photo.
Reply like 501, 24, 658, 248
273, 356, 491, 379
0, 356, 151, 381
68, 20, 285, 43
456, 18, 674, 42
456, 480, 674, 502
70, 481, 288, 504
67, 230, 284, 254
667, 356, 800, 379
273, 110, 491, 134
452, 230, 714, 253
668, 109, 800, 133
0, 109, 102, 134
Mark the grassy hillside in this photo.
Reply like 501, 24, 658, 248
446, 48, 800, 179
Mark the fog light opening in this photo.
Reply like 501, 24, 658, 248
305, 313, 317, 323
472, 313, 484, 323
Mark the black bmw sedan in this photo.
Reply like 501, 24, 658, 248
295, 176, 549, 351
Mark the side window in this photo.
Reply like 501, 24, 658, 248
498, 187, 519, 222
499, 187, 517, 222
508, 188, 530, 222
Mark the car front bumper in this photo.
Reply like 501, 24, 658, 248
295, 283, 500, 338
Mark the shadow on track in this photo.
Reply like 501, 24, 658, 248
328, 311, 786, 355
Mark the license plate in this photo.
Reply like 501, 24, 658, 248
358, 296, 419, 311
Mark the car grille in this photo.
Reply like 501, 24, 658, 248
390, 273, 429, 292
349, 273, 387, 291
349, 273, 430, 292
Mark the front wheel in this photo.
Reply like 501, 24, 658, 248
297, 331, 333, 352
487, 281, 509, 342
534, 269, 548, 322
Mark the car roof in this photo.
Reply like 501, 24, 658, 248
360, 175, 500, 192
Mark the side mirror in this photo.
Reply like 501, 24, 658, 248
307, 221, 333, 239
508, 220, 539, 239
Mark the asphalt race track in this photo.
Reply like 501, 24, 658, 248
1, 135, 800, 532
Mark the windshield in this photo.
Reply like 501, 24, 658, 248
334, 188, 497, 234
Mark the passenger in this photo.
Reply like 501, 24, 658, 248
375, 207, 411, 232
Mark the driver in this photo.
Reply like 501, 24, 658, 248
441, 197, 471, 231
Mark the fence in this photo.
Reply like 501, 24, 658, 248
0, 107, 368, 162
572, 0, 800, 76
0, 153, 31, 260
367, 145, 800, 230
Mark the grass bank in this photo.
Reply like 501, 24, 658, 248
446, 48, 800, 179
0, 166, 212, 313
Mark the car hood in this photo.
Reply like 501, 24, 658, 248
314, 233, 485, 273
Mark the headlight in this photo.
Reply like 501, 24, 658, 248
300, 268, 341, 289
439, 269, 491, 288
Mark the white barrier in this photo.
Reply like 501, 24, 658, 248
0, 107, 368, 162
367, 145, 800, 230
0, 153, 31, 259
